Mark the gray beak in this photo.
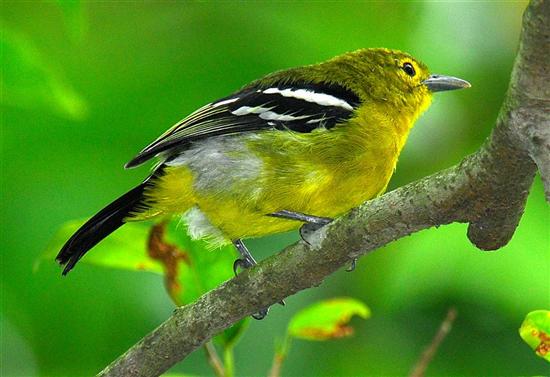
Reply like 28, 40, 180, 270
423, 74, 471, 92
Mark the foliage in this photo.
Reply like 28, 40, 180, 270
44, 219, 371, 376
519, 310, 550, 362
1, 27, 88, 120
41, 219, 249, 364
2, 1, 548, 376
40, 219, 163, 274
288, 297, 370, 341
268, 298, 370, 376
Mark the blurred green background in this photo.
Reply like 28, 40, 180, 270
1, 1, 549, 376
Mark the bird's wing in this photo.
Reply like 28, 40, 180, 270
125, 81, 361, 168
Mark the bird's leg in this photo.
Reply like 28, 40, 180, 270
269, 209, 332, 226
268, 210, 357, 271
232, 239, 258, 274
232, 239, 284, 320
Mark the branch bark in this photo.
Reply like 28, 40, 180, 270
98, 1, 549, 376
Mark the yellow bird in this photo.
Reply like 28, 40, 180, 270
57, 48, 469, 286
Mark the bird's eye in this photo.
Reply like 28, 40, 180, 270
402, 62, 416, 77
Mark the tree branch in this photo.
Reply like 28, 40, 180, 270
98, 1, 549, 376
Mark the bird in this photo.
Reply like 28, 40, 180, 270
57, 48, 470, 315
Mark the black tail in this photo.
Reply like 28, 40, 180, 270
56, 183, 147, 275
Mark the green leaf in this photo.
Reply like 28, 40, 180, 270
39, 218, 163, 274
288, 297, 370, 341
0, 26, 88, 120
519, 310, 550, 362
156, 221, 250, 348
43, 218, 249, 348
157, 221, 238, 306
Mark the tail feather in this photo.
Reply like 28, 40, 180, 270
56, 183, 147, 275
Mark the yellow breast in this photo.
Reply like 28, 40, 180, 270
193, 103, 415, 240
134, 101, 423, 243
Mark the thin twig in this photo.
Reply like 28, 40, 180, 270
204, 342, 225, 377
268, 336, 290, 377
409, 308, 458, 377
268, 353, 285, 377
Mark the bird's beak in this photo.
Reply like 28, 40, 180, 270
423, 74, 471, 92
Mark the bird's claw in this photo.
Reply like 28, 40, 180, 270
346, 258, 357, 272
300, 222, 327, 245
232, 257, 255, 276
268, 210, 332, 245
252, 307, 269, 320
232, 258, 243, 276
232, 240, 275, 319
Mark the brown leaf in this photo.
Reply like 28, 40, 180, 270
147, 222, 190, 305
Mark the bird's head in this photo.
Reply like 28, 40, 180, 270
316, 48, 471, 119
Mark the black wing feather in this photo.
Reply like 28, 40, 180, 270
125, 81, 360, 168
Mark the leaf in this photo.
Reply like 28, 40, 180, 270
148, 221, 237, 306
43, 218, 249, 348
148, 221, 250, 348
288, 297, 370, 341
519, 310, 550, 362
39, 218, 163, 274
0, 26, 88, 120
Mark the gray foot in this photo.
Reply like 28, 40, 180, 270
269, 210, 332, 226
269, 210, 357, 272
269, 210, 332, 245
346, 258, 357, 272
232, 239, 258, 275
232, 239, 283, 319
